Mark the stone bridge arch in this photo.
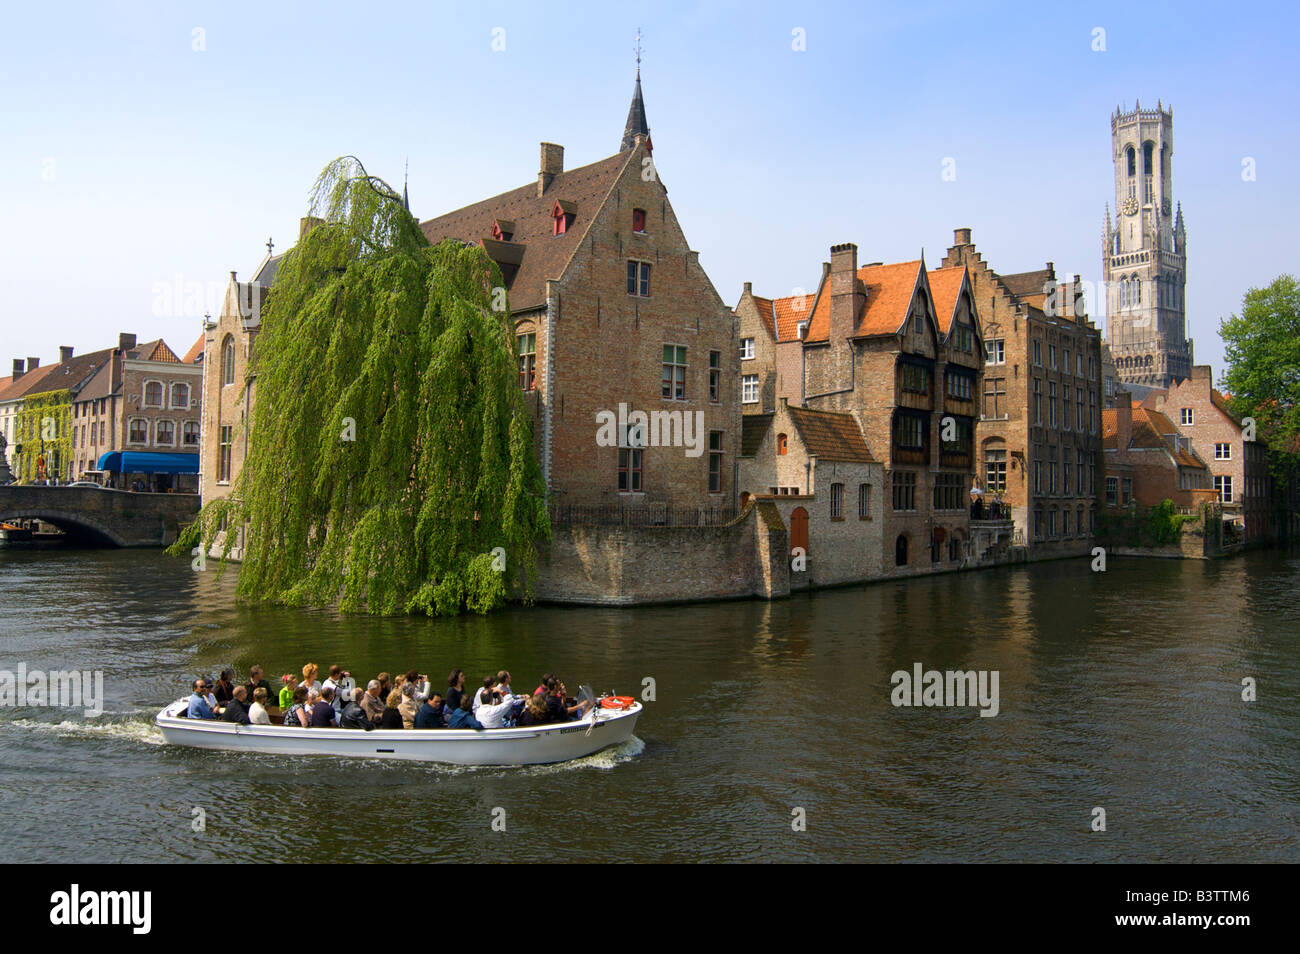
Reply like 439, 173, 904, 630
0, 485, 199, 547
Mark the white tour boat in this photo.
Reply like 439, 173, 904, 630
154, 691, 642, 766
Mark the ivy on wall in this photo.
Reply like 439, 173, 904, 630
13, 389, 72, 482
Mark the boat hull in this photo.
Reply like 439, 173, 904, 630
155, 700, 641, 766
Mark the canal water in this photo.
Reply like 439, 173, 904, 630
1, 545, 1296, 863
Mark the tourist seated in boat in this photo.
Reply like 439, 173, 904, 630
283, 687, 310, 727
475, 688, 516, 729
308, 688, 337, 727
278, 674, 299, 709
494, 670, 527, 719
516, 693, 552, 727
448, 694, 483, 730
213, 669, 236, 705
546, 679, 590, 721
380, 690, 405, 729
322, 665, 354, 718
398, 683, 420, 729
471, 675, 495, 714
300, 663, 320, 695
534, 673, 555, 697
405, 670, 431, 702
187, 679, 217, 719
360, 680, 385, 727
445, 669, 466, 714
221, 686, 252, 724
244, 665, 273, 704
249, 687, 271, 725
374, 671, 393, 703
338, 688, 374, 731
414, 692, 447, 729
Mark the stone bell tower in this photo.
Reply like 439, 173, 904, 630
1102, 100, 1193, 389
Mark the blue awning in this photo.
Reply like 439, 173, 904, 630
97, 451, 200, 475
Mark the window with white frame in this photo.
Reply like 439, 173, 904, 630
985, 338, 1005, 365
183, 421, 200, 446
1215, 443, 1231, 460
170, 382, 190, 409
741, 374, 759, 404
740, 338, 755, 360
143, 381, 164, 407
128, 418, 148, 444
155, 419, 175, 446
1214, 475, 1233, 503
1180, 408, 1194, 425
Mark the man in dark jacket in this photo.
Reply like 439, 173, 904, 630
338, 688, 373, 730
221, 686, 252, 725
414, 693, 447, 729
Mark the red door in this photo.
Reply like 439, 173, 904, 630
790, 507, 809, 556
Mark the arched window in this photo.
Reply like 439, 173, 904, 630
776, 433, 788, 456
895, 534, 909, 567
1126, 146, 1136, 177
222, 336, 235, 386
143, 380, 163, 407
1143, 141, 1154, 175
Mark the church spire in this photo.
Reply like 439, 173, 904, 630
403, 157, 410, 212
620, 29, 651, 152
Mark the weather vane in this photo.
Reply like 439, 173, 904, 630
634, 28, 643, 73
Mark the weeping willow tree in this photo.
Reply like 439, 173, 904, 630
172, 157, 550, 615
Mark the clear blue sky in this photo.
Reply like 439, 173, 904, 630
2, 0, 1296, 380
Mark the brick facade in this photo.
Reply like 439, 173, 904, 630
942, 229, 1105, 557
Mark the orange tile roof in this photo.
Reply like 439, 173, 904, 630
749, 296, 775, 339
182, 334, 205, 364
772, 291, 816, 340
1211, 389, 1240, 425
805, 260, 922, 342
927, 265, 966, 335
0, 361, 58, 403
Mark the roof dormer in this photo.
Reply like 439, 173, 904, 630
551, 200, 576, 236
491, 219, 515, 242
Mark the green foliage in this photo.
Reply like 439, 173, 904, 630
174, 157, 550, 615
1219, 274, 1300, 480
1148, 499, 1193, 545
14, 389, 72, 482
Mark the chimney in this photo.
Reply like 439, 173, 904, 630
954, 227, 972, 246
538, 142, 564, 196
1046, 261, 1055, 279
829, 243, 863, 345
743, 281, 753, 296
1191, 364, 1212, 386
11, 359, 24, 380
1114, 392, 1133, 450
118, 333, 136, 354
26, 356, 39, 370
299, 216, 324, 242
59, 346, 74, 363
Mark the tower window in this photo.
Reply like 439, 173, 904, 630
1143, 141, 1154, 175
1126, 146, 1136, 177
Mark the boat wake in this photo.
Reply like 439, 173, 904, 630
0, 713, 164, 746
523, 734, 646, 775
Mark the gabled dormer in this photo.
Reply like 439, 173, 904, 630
551, 200, 576, 236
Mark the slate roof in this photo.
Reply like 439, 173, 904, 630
253, 253, 285, 287
20, 346, 116, 398
787, 406, 874, 462
997, 268, 1054, 300
620, 73, 650, 152
419, 151, 631, 314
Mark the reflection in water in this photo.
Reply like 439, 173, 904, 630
0, 545, 1297, 862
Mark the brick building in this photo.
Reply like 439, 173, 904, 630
942, 229, 1105, 557
1142, 365, 1273, 540
738, 400, 884, 586
419, 81, 737, 512
202, 78, 738, 522
1102, 394, 1212, 509
739, 244, 984, 574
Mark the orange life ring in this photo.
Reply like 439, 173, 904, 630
599, 696, 636, 710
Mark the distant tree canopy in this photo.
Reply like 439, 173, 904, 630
172, 157, 550, 615
1219, 274, 1300, 479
